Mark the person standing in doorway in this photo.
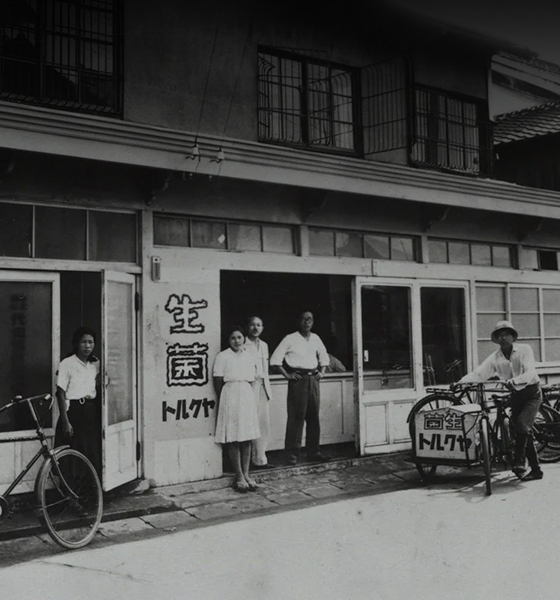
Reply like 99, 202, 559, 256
55, 326, 101, 476
456, 320, 543, 481
213, 326, 260, 492
245, 316, 272, 469
270, 311, 330, 465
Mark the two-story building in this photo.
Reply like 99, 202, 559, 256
2, 0, 560, 491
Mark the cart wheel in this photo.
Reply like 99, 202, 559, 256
480, 418, 492, 496
415, 463, 437, 482
407, 394, 465, 441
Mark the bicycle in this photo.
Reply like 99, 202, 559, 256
532, 391, 560, 463
408, 380, 560, 466
0, 393, 103, 549
407, 384, 477, 479
409, 382, 513, 495
542, 383, 560, 411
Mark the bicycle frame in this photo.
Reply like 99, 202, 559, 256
0, 394, 65, 501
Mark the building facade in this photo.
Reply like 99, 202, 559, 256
2, 0, 560, 491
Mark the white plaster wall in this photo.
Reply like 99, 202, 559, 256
142, 264, 222, 486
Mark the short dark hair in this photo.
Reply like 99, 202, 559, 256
70, 326, 98, 362
72, 326, 96, 349
246, 315, 263, 327
226, 325, 246, 339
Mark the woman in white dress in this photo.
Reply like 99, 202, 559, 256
213, 326, 260, 492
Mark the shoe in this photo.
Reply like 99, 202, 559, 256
308, 452, 331, 462
252, 463, 272, 470
287, 455, 298, 466
512, 465, 527, 479
521, 470, 544, 481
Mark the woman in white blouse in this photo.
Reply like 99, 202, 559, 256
55, 326, 101, 475
213, 326, 260, 492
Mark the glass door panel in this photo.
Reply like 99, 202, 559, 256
102, 271, 137, 491
0, 281, 53, 432
361, 286, 413, 391
106, 280, 134, 426
420, 287, 467, 385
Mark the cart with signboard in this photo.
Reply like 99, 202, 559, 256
409, 383, 502, 496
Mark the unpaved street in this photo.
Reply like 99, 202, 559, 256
2, 464, 559, 600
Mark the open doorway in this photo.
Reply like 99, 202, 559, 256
59, 272, 102, 477
59, 271, 139, 491
220, 270, 355, 470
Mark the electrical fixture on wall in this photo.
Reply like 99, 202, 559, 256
211, 148, 225, 163
189, 143, 200, 160
151, 256, 162, 282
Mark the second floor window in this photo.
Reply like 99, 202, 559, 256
411, 88, 490, 175
0, 0, 122, 115
258, 48, 357, 153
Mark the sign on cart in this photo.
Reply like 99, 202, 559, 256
415, 405, 481, 462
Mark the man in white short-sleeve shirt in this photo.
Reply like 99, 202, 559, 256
270, 311, 330, 465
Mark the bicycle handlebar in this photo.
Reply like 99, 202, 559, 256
0, 393, 53, 414
449, 381, 511, 392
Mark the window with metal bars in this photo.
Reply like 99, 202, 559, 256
0, 0, 122, 115
411, 87, 491, 175
258, 47, 357, 153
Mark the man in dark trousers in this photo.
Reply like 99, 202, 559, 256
270, 311, 330, 465
457, 320, 543, 481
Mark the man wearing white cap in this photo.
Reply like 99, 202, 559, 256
457, 320, 543, 481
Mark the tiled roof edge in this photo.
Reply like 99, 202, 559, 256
495, 100, 560, 122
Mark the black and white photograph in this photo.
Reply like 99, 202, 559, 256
1, 0, 560, 598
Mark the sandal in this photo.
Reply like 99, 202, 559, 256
233, 480, 249, 493
246, 478, 259, 492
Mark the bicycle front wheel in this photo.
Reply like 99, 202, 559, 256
408, 393, 465, 439
480, 418, 492, 496
36, 448, 103, 549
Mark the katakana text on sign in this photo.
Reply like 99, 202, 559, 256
162, 398, 216, 422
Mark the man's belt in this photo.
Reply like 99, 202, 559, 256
286, 367, 319, 376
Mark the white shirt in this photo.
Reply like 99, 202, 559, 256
245, 338, 272, 399
57, 354, 100, 409
213, 348, 258, 382
459, 343, 540, 390
270, 331, 329, 370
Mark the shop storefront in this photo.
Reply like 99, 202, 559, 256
0, 199, 141, 493
3, 185, 560, 492
140, 196, 560, 487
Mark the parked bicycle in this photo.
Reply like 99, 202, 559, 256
542, 383, 560, 411
409, 381, 514, 495
0, 393, 103, 549
408, 381, 560, 464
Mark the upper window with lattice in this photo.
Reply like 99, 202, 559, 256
0, 0, 122, 115
258, 47, 357, 153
